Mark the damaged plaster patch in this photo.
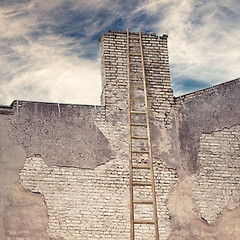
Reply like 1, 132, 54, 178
192, 125, 240, 224
3, 182, 49, 240
216, 206, 240, 240
153, 159, 178, 237
0, 116, 26, 240
178, 80, 240, 174
151, 121, 180, 169
167, 177, 240, 240
0, 117, 26, 185
167, 177, 216, 240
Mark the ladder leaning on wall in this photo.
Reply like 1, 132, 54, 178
127, 29, 160, 240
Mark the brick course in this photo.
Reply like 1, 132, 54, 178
193, 125, 240, 224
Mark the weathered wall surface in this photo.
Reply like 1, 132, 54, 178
168, 79, 240, 239
100, 31, 174, 121
193, 125, 240, 224
3, 182, 49, 240
177, 79, 240, 174
167, 177, 240, 240
98, 31, 179, 239
0, 114, 26, 240
0, 30, 239, 240
100, 30, 179, 169
0, 101, 113, 240
0, 102, 177, 239
6, 101, 112, 168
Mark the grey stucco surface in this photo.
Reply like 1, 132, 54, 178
0, 116, 26, 185
5, 101, 112, 168
178, 80, 240, 173
0, 101, 112, 240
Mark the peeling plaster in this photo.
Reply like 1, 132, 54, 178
3, 182, 49, 240
167, 177, 240, 240
177, 80, 240, 174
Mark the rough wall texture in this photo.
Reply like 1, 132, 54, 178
0, 115, 26, 239
193, 125, 240, 224
169, 79, 240, 239
6, 102, 112, 168
177, 80, 240, 174
3, 182, 49, 240
0, 30, 239, 240
167, 177, 240, 240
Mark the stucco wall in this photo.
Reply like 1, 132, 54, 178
0, 101, 113, 240
169, 79, 240, 240
177, 79, 240, 174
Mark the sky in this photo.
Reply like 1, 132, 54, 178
0, 0, 239, 105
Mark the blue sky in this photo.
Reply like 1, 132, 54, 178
0, 0, 239, 105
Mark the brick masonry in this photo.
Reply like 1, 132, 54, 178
193, 125, 240, 224
0, 30, 240, 240
100, 31, 173, 125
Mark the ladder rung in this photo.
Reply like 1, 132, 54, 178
132, 181, 152, 186
129, 72, 143, 76
131, 123, 147, 126
134, 220, 155, 224
133, 200, 153, 204
131, 111, 145, 114
129, 43, 140, 47
131, 136, 148, 140
129, 62, 142, 66
129, 52, 141, 56
132, 150, 149, 154
130, 98, 145, 102
130, 85, 144, 89
132, 164, 150, 169
129, 36, 140, 39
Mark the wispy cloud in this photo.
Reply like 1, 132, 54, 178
0, 47, 101, 105
150, 0, 240, 95
0, 0, 105, 105
0, 0, 239, 104
0, 0, 144, 105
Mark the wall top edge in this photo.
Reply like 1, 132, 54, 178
0, 100, 104, 114
98, 30, 168, 41
174, 78, 240, 102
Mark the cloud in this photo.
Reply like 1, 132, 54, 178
0, 0, 147, 105
0, 32, 101, 104
0, 0, 239, 104
148, 0, 240, 95
132, 0, 170, 15
0, 47, 101, 105
0, 0, 105, 105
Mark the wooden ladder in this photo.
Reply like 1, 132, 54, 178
127, 29, 159, 240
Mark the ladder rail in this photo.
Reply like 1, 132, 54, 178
127, 29, 135, 240
127, 29, 159, 240
139, 29, 160, 240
